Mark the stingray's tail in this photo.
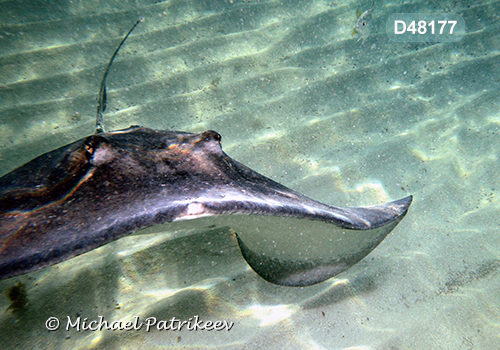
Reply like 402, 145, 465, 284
95, 17, 143, 134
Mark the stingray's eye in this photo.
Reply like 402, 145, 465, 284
202, 130, 222, 142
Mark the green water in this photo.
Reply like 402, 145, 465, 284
1, 0, 500, 348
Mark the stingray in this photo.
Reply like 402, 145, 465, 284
0, 19, 412, 287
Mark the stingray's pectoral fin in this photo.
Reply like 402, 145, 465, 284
229, 196, 411, 287
235, 220, 399, 287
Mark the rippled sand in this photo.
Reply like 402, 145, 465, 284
1, 0, 500, 349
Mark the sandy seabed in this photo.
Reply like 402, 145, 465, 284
1, 0, 500, 349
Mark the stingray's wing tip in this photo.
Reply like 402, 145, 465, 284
387, 194, 413, 217
396, 194, 413, 209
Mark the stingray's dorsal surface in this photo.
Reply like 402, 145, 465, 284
0, 19, 412, 286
